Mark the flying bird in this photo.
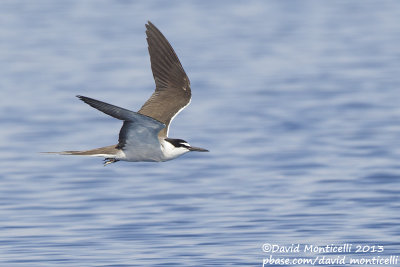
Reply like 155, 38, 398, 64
48, 21, 208, 165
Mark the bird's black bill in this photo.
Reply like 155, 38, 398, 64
188, 146, 209, 152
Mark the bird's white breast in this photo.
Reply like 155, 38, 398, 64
117, 139, 189, 162
160, 139, 189, 161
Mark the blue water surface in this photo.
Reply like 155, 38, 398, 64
1, 1, 400, 266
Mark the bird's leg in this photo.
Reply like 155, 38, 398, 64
104, 158, 119, 166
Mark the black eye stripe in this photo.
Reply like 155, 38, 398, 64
165, 138, 189, 148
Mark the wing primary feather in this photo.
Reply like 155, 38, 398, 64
138, 22, 192, 137
146, 22, 182, 67
77, 95, 138, 121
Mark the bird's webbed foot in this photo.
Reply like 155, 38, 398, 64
104, 158, 119, 166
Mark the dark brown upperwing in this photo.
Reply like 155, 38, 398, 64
138, 21, 191, 137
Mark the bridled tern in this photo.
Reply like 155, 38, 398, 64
48, 21, 208, 165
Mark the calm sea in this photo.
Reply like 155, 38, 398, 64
1, 1, 399, 266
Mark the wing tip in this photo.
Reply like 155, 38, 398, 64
76, 95, 87, 103
145, 21, 164, 39
76, 95, 96, 106
146, 20, 155, 29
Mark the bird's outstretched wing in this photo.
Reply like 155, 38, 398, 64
77, 95, 165, 150
138, 21, 191, 137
